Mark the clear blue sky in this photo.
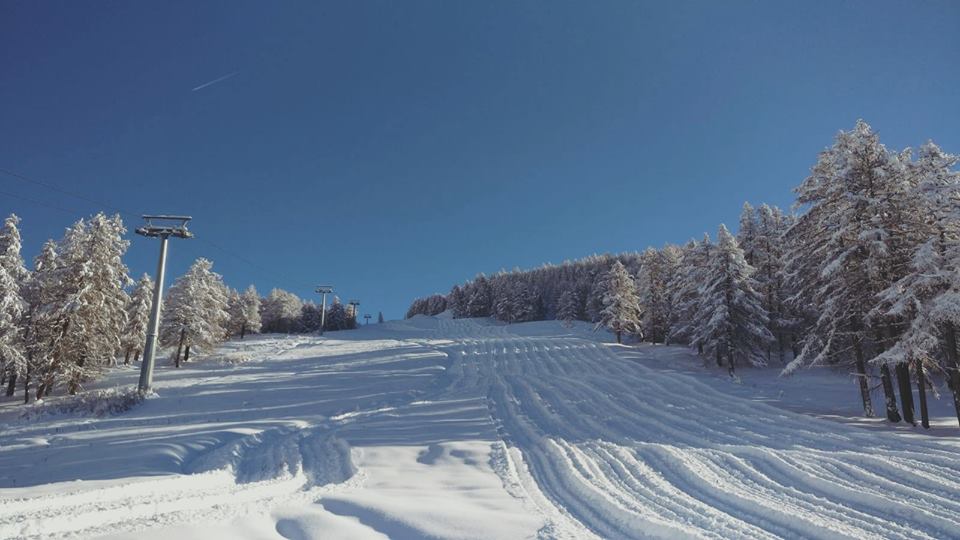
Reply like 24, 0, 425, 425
1, 1, 958, 319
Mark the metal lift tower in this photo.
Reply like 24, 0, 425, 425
135, 215, 193, 393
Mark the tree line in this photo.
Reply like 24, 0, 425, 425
407, 120, 960, 428
0, 214, 364, 404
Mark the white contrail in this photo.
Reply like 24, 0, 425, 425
191, 70, 241, 92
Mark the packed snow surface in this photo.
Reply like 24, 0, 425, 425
2, 317, 959, 539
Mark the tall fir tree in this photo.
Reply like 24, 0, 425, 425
691, 225, 773, 375
40, 214, 132, 394
598, 261, 641, 344
667, 235, 712, 349
0, 214, 28, 395
783, 120, 908, 418
161, 258, 229, 367
556, 289, 582, 326
121, 274, 154, 364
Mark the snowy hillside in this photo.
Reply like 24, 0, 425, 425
2, 318, 959, 539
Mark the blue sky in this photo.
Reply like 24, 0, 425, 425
1, 1, 958, 319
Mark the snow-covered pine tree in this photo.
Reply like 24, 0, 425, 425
598, 261, 641, 344
122, 274, 154, 364
160, 258, 229, 367
226, 288, 242, 337
493, 277, 539, 324
24, 240, 59, 401
40, 214, 132, 394
324, 296, 350, 331
447, 285, 466, 318
586, 268, 610, 323
238, 285, 261, 338
691, 225, 773, 375
259, 288, 303, 333
298, 302, 323, 332
737, 202, 759, 266
0, 214, 28, 396
667, 235, 712, 349
463, 274, 492, 317
637, 246, 679, 343
874, 141, 960, 427
754, 204, 795, 363
227, 286, 263, 338
556, 289, 582, 327
783, 120, 907, 418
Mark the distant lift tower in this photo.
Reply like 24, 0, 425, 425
348, 300, 360, 325
136, 216, 193, 393
363, 314, 371, 325
316, 285, 333, 335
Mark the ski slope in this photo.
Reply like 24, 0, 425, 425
2, 317, 959, 539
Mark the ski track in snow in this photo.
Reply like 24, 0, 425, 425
2, 317, 959, 539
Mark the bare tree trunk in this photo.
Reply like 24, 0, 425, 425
68, 355, 86, 395
879, 364, 901, 423
916, 358, 930, 429
942, 321, 960, 428
37, 372, 55, 400
874, 329, 901, 423
175, 328, 186, 368
183, 344, 191, 363
5, 373, 16, 397
615, 330, 621, 344
124, 348, 131, 365
135, 349, 141, 363
852, 337, 875, 417
896, 362, 915, 425
240, 323, 246, 340
23, 370, 30, 404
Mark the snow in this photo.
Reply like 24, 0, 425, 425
2, 318, 959, 539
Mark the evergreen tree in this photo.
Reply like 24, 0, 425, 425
260, 288, 303, 333
40, 214, 132, 394
667, 235, 712, 349
691, 225, 773, 375
160, 258, 229, 367
598, 261, 641, 344
298, 302, 324, 332
754, 204, 795, 363
556, 289, 582, 326
783, 121, 913, 419
122, 274, 154, 364
378, 311, 384, 324
324, 296, 350, 331
239, 285, 262, 338
24, 240, 59, 400
586, 269, 610, 323
874, 141, 960, 427
0, 214, 27, 395
228, 285, 262, 339
447, 285, 467, 318
737, 202, 759, 266
637, 246, 679, 343
465, 274, 492, 317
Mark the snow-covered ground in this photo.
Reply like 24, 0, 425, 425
2, 317, 959, 539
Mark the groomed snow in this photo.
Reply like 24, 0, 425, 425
2, 317, 959, 539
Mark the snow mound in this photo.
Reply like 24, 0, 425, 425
18, 387, 144, 422
185, 425, 356, 488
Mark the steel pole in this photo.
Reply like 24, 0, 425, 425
138, 234, 169, 392
320, 292, 328, 335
